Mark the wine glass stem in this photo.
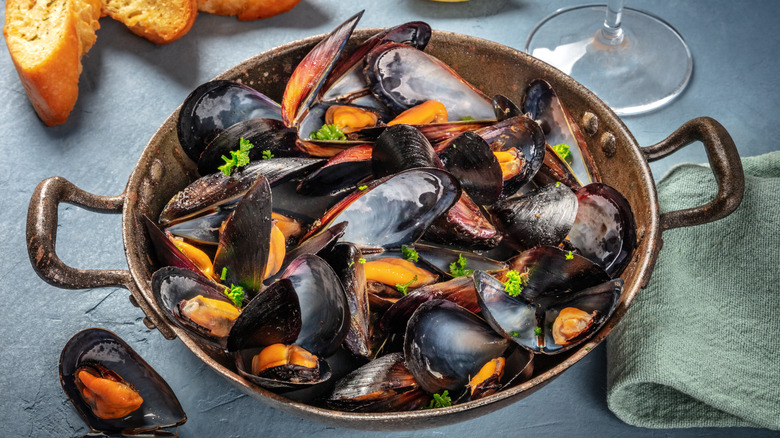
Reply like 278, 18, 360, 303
600, 0, 625, 45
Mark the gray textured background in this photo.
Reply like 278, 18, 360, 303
1, 0, 778, 436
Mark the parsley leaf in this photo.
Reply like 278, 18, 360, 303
358, 258, 366, 264
401, 245, 419, 262
396, 275, 418, 295
460, 115, 475, 122
224, 284, 245, 308
534, 326, 543, 336
261, 149, 274, 160
310, 124, 346, 141
503, 270, 524, 297
565, 250, 574, 260
220, 267, 227, 281
218, 137, 255, 176
449, 254, 473, 278
552, 143, 572, 164
424, 390, 452, 409
508, 331, 520, 338
358, 185, 368, 191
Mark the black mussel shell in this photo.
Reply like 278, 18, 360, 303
568, 183, 637, 277
305, 168, 461, 249
281, 11, 363, 127
327, 352, 427, 412
159, 158, 323, 226
438, 131, 503, 206
269, 222, 348, 284
297, 145, 373, 196
364, 42, 495, 121
492, 94, 524, 121
506, 245, 610, 301
523, 79, 599, 185
178, 80, 281, 163
164, 209, 228, 245
152, 266, 237, 349
320, 243, 371, 359
281, 254, 350, 358
213, 176, 272, 296
404, 299, 510, 395
60, 328, 186, 434
472, 270, 538, 351
144, 216, 202, 272
492, 183, 578, 251
371, 124, 440, 178
198, 118, 302, 176
533, 145, 583, 191
234, 347, 332, 390
414, 242, 507, 277
424, 193, 501, 249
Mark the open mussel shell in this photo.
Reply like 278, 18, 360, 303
506, 245, 610, 301
234, 347, 333, 391
327, 352, 429, 412
568, 183, 637, 277
404, 299, 510, 395
282, 11, 363, 127
144, 216, 202, 272
159, 158, 322, 226
540, 279, 623, 354
225, 278, 302, 352
197, 118, 302, 176
372, 124, 440, 178
305, 168, 461, 249
297, 145, 373, 196
213, 176, 272, 296
472, 270, 538, 352
414, 242, 507, 276
364, 42, 496, 121
281, 254, 350, 358
437, 131, 503, 206
523, 79, 599, 186
319, 243, 371, 359
533, 144, 583, 191
60, 328, 186, 434
424, 192, 501, 249
152, 266, 236, 349
164, 209, 228, 245
177, 80, 282, 163
492, 94, 523, 121
492, 183, 578, 251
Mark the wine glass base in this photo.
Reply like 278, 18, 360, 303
525, 5, 693, 116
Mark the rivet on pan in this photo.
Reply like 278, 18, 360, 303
601, 132, 617, 157
149, 158, 165, 181
143, 317, 157, 330
129, 295, 140, 307
581, 112, 598, 136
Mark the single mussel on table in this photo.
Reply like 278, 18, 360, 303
145, 11, 638, 412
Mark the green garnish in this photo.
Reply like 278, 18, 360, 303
358, 258, 366, 264
555, 181, 562, 188
396, 275, 418, 295
220, 267, 227, 281
401, 245, 419, 262
565, 250, 574, 260
348, 260, 354, 268
310, 124, 346, 141
461, 115, 475, 122
585, 346, 592, 351
508, 331, 520, 337
261, 149, 274, 160
534, 326, 543, 336
552, 143, 572, 164
358, 185, 368, 191
424, 390, 452, 409
503, 270, 524, 297
218, 137, 255, 176
449, 254, 473, 278
224, 284, 245, 308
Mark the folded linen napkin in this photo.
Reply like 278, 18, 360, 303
606, 151, 780, 430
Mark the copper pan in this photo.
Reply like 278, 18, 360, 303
26, 29, 744, 430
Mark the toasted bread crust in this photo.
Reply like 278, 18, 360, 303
4, 0, 101, 126
198, 0, 300, 21
102, 0, 198, 44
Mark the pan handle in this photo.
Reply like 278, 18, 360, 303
26, 176, 176, 339
642, 117, 745, 231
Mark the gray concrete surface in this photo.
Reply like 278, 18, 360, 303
1, 0, 778, 436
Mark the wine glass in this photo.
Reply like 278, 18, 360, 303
525, 0, 692, 116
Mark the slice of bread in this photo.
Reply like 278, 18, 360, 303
4, 0, 101, 126
101, 0, 198, 44
197, 0, 300, 21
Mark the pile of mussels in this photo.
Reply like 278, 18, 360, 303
147, 12, 636, 412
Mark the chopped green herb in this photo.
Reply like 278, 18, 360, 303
503, 270, 524, 297
508, 331, 520, 337
555, 181, 562, 188
552, 143, 572, 164
565, 250, 574, 260
224, 284, 245, 308
310, 124, 346, 141
358, 258, 366, 264
424, 390, 452, 409
449, 254, 473, 278
534, 326, 543, 336
401, 245, 419, 262
220, 267, 227, 281
218, 137, 255, 176
585, 346, 592, 351
348, 260, 354, 268
358, 185, 368, 191
396, 275, 418, 295
461, 115, 475, 122
261, 149, 274, 160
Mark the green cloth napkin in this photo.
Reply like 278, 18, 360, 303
606, 151, 780, 430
